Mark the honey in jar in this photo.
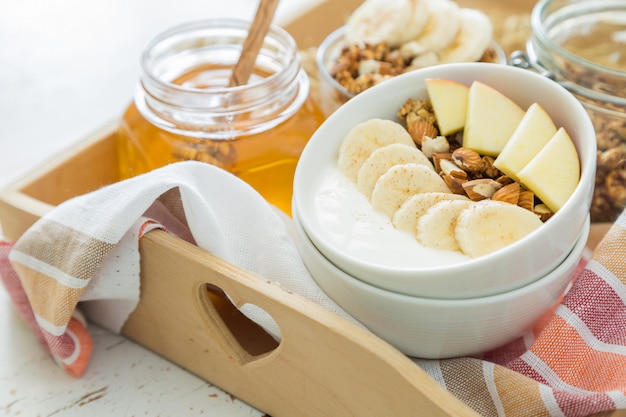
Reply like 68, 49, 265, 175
117, 19, 326, 216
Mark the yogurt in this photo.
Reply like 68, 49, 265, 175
314, 166, 471, 269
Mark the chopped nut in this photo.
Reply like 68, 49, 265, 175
495, 175, 514, 186
517, 190, 535, 211
450, 170, 469, 180
385, 49, 404, 66
604, 166, 626, 208
327, 37, 502, 97
452, 147, 485, 174
438, 156, 464, 177
449, 131, 464, 148
372, 42, 388, 61
408, 120, 438, 146
597, 146, 625, 170
397, 98, 437, 126
357, 59, 394, 76
442, 173, 467, 195
358, 59, 380, 75
359, 48, 375, 61
492, 182, 520, 205
462, 178, 503, 201
482, 155, 500, 178
534, 203, 554, 222
421, 135, 450, 158
353, 73, 390, 93
432, 152, 453, 173
377, 61, 394, 75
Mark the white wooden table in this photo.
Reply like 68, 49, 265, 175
0, 0, 318, 415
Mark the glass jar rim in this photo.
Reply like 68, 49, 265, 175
140, 18, 298, 97
135, 17, 308, 139
530, 0, 626, 79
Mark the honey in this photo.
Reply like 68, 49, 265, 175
117, 19, 326, 216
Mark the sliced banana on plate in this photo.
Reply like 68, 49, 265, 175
345, 0, 432, 47
455, 200, 543, 258
392, 192, 469, 233
370, 163, 451, 217
439, 8, 493, 64
416, 199, 474, 252
338, 118, 415, 183
356, 143, 433, 199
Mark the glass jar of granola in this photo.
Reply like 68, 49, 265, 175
512, 0, 626, 223
117, 19, 326, 216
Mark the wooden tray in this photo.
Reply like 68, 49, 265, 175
0, 122, 479, 417
0, 0, 616, 416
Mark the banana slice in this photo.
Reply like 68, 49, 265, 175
416, 199, 474, 252
356, 143, 433, 198
438, 8, 493, 64
455, 200, 543, 258
413, 0, 462, 52
338, 118, 415, 183
370, 163, 451, 217
393, 192, 469, 233
345, 0, 431, 48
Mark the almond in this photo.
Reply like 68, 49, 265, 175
496, 175, 515, 186
517, 190, 535, 211
408, 120, 438, 146
439, 158, 466, 177
482, 155, 500, 178
492, 182, 520, 205
442, 173, 467, 195
432, 152, 453, 173
534, 203, 554, 222
452, 147, 484, 174
421, 135, 450, 158
462, 178, 503, 201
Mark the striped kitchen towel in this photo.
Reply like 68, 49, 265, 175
0, 161, 355, 376
0, 160, 624, 416
416, 212, 626, 416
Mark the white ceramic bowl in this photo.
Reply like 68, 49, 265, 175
293, 63, 596, 299
315, 26, 507, 116
294, 213, 590, 359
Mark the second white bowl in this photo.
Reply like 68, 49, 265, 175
294, 212, 590, 359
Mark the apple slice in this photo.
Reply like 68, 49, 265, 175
516, 127, 580, 213
425, 78, 470, 135
493, 103, 557, 182
463, 81, 526, 156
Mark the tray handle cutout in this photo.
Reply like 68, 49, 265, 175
121, 230, 478, 417
196, 283, 280, 362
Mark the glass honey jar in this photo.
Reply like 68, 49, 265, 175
117, 19, 326, 216
511, 0, 626, 223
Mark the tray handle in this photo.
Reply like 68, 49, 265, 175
121, 229, 477, 417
